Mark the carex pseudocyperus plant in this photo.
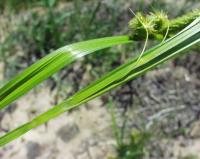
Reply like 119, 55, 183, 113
0, 9, 200, 146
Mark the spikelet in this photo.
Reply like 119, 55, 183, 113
129, 9, 200, 41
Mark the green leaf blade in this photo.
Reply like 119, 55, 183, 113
0, 35, 132, 110
1, 18, 200, 146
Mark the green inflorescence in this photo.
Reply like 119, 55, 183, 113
129, 9, 200, 41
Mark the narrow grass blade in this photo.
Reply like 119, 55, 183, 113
0, 36, 132, 110
1, 17, 200, 146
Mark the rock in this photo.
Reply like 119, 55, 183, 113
26, 141, 41, 159
89, 146, 107, 159
190, 122, 200, 138
57, 123, 80, 143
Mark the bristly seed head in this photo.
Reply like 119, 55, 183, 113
129, 11, 169, 40
129, 9, 200, 41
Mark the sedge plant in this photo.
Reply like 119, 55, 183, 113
0, 10, 200, 146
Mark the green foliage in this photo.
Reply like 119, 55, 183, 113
0, 36, 131, 110
0, 0, 57, 12
114, 131, 150, 159
0, 15, 200, 146
0, 0, 200, 147
108, 101, 150, 159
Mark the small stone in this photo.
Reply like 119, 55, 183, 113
57, 123, 80, 143
26, 141, 41, 159
190, 122, 200, 138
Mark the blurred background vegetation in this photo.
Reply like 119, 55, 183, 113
0, 0, 200, 159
